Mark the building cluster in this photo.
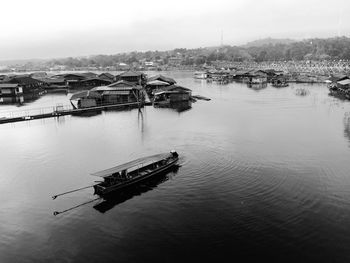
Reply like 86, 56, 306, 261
0, 71, 193, 107
70, 72, 192, 109
195, 68, 288, 85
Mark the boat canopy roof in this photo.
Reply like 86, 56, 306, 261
91, 153, 171, 177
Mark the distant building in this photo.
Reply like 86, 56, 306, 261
52, 74, 86, 88
147, 74, 176, 85
153, 84, 192, 103
79, 78, 112, 88
115, 71, 147, 86
0, 83, 24, 103
8, 75, 44, 94
98, 73, 115, 82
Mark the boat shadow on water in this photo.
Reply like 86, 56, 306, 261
93, 165, 180, 213
247, 83, 267, 91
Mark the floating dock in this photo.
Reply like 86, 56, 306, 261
0, 102, 142, 124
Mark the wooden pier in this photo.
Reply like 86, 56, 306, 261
0, 102, 142, 125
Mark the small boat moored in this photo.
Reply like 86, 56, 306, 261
92, 150, 179, 196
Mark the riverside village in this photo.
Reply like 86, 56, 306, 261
2, 1, 350, 262
1, 57, 350, 123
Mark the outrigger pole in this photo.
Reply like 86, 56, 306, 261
53, 197, 102, 216
51, 185, 95, 200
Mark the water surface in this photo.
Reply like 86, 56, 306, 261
1, 71, 350, 262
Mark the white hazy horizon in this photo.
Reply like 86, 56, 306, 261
0, 0, 349, 60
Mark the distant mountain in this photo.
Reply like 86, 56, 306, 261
243, 37, 296, 47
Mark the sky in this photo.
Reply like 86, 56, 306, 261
0, 0, 349, 60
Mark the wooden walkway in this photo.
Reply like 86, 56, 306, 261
0, 102, 142, 124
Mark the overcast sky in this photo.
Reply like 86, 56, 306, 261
0, 0, 349, 60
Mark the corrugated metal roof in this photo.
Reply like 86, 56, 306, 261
338, 79, 350, 85
147, 74, 176, 84
156, 84, 191, 93
41, 78, 65, 84
70, 90, 101, 100
92, 85, 134, 91
108, 80, 136, 88
119, 71, 143, 77
102, 90, 130, 95
0, 83, 19, 88
91, 153, 171, 177
147, 80, 170, 86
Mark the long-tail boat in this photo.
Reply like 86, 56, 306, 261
91, 150, 179, 196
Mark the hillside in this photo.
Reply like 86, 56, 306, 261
2, 36, 350, 70
243, 37, 296, 47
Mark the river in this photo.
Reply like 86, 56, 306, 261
1, 71, 350, 262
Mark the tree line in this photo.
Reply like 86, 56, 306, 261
17, 37, 350, 69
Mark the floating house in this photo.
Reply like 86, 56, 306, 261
259, 69, 284, 82
327, 75, 350, 99
147, 74, 176, 85
53, 74, 86, 88
41, 78, 67, 91
70, 90, 102, 108
0, 83, 24, 103
51, 73, 112, 89
232, 70, 253, 82
145, 80, 170, 96
78, 72, 98, 79
98, 73, 115, 82
79, 78, 112, 88
207, 70, 231, 83
246, 70, 268, 84
8, 75, 44, 94
115, 71, 147, 86
69, 80, 143, 107
271, 75, 289, 87
153, 85, 192, 104
336, 79, 350, 99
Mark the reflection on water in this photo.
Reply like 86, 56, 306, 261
153, 101, 192, 112
344, 112, 350, 144
295, 87, 310, 96
94, 165, 179, 213
247, 82, 267, 90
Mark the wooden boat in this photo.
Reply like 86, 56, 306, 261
92, 150, 179, 196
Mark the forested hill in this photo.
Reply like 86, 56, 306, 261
3, 37, 350, 69
243, 37, 296, 48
